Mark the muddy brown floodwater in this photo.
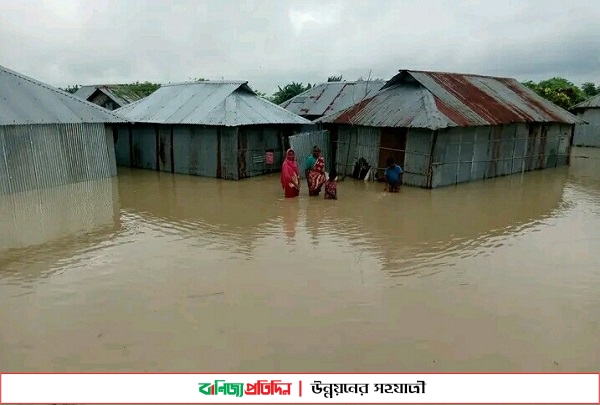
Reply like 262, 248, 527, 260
1, 147, 600, 375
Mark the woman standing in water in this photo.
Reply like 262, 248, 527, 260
307, 155, 327, 196
281, 149, 300, 198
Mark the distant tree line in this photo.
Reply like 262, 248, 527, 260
61, 74, 600, 111
521, 78, 599, 110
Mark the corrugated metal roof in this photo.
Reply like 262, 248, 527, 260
318, 70, 581, 130
115, 81, 311, 126
280, 81, 386, 117
0, 65, 127, 125
74, 84, 151, 106
572, 94, 600, 110
73, 86, 98, 101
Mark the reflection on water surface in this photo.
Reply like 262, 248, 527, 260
1, 148, 599, 373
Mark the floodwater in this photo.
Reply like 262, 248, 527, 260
1, 147, 600, 374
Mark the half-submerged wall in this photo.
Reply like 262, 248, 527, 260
431, 123, 572, 188
332, 122, 573, 189
115, 124, 291, 180
0, 123, 117, 195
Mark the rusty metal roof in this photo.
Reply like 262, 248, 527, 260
572, 94, 600, 110
317, 70, 581, 130
0, 65, 127, 125
116, 81, 311, 126
280, 80, 386, 118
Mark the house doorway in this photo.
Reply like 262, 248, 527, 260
377, 127, 407, 181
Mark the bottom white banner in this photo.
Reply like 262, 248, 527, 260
0, 373, 599, 404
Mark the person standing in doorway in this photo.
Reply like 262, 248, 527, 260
305, 146, 320, 190
384, 157, 403, 192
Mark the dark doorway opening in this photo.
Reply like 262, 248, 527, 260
377, 127, 407, 181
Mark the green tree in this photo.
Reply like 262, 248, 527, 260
581, 82, 600, 98
327, 75, 343, 82
61, 85, 80, 94
271, 82, 312, 105
522, 77, 585, 110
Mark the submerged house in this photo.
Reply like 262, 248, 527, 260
114, 81, 311, 179
317, 69, 580, 189
572, 94, 600, 147
74, 84, 152, 110
0, 65, 126, 196
281, 80, 386, 121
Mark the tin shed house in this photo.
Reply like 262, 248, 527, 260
317, 70, 581, 189
74, 84, 153, 111
0, 65, 126, 196
281, 80, 386, 121
113, 81, 311, 179
572, 94, 600, 147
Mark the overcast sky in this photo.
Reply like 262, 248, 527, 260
1, 0, 599, 94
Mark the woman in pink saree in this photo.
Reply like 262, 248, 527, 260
281, 149, 300, 198
307, 156, 326, 196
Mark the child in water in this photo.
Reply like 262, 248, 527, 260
384, 157, 403, 192
324, 170, 338, 200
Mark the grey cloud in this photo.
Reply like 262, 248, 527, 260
0, 0, 598, 95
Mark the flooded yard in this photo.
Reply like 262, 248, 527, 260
1, 147, 600, 373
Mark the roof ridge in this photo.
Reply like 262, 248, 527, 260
162, 80, 247, 87
403, 69, 514, 81
0, 65, 127, 122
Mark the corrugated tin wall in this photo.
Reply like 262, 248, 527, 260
117, 124, 222, 177
132, 125, 157, 170
105, 125, 117, 177
115, 125, 131, 166
119, 124, 296, 180
175, 126, 219, 177
403, 129, 434, 188
0, 123, 116, 196
219, 127, 239, 180
239, 127, 283, 178
289, 130, 331, 179
334, 126, 380, 177
573, 109, 600, 147
431, 123, 572, 188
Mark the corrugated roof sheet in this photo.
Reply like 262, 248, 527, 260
115, 81, 311, 126
74, 84, 151, 106
280, 80, 386, 117
0, 65, 127, 125
572, 94, 600, 110
318, 70, 581, 130
73, 86, 98, 101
